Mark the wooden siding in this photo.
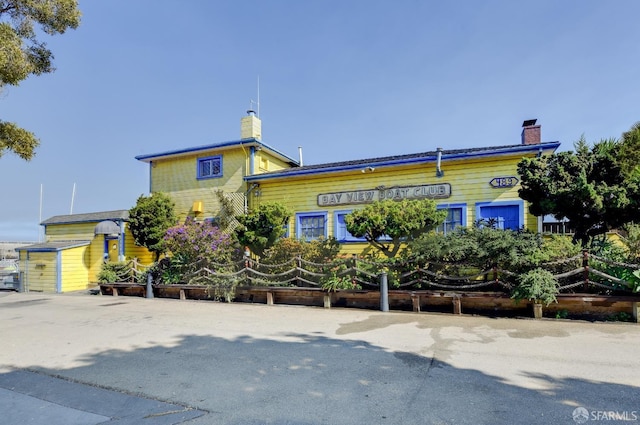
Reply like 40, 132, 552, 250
88, 237, 104, 283
124, 227, 154, 264
21, 251, 57, 292
255, 151, 293, 173
253, 153, 536, 254
46, 223, 96, 241
151, 149, 248, 220
61, 246, 90, 292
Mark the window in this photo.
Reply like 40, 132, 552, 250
475, 200, 523, 230
334, 210, 366, 242
197, 155, 222, 179
542, 215, 575, 234
296, 212, 327, 241
436, 204, 467, 234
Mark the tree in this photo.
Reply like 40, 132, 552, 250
235, 202, 291, 258
345, 198, 446, 258
128, 193, 177, 260
617, 121, 640, 179
0, 0, 81, 160
518, 135, 640, 247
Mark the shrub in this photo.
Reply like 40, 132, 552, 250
164, 217, 238, 271
98, 262, 135, 283
262, 237, 341, 267
511, 268, 559, 306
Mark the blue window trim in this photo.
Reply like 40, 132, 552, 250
475, 200, 524, 230
437, 203, 467, 230
197, 155, 223, 179
295, 211, 328, 240
334, 210, 367, 243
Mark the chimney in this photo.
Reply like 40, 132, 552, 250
241, 110, 262, 140
521, 119, 541, 145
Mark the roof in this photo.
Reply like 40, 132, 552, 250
135, 137, 300, 166
245, 141, 561, 182
16, 240, 92, 252
41, 210, 129, 226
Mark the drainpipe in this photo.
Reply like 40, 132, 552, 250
249, 146, 256, 175
119, 220, 126, 262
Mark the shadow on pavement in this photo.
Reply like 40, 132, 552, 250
2, 331, 638, 424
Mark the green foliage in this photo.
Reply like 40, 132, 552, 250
98, 262, 135, 283
236, 202, 291, 257
128, 193, 177, 260
518, 130, 640, 247
0, 0, 81, 160
0, 120, 39, 160
511, 268, 559, 306
409, 225, 577, 272
345, 199, 446, 258
606, 312, 633, 322
617, 122, 640, 179
621, 222, 640, 262
262, 237, 341, 266
589, 237, 640, 293
321, 273, 360, 292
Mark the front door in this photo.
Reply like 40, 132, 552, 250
104, 236, 119, 262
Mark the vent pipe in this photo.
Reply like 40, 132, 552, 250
298, 146, 303, 166
436, 147, 444, 177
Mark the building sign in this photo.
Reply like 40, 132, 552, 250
489, 176, 519, 188
317, 183, 451, 206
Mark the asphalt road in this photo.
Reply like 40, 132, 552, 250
1, 291, 639, 425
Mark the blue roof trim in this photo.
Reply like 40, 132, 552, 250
16, 241, 92, 252
135, 138, 299, 165
245, 142, 560, 182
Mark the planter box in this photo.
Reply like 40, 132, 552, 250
98, 283, 640, 322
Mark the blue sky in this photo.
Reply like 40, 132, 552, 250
2, 0, 640, 241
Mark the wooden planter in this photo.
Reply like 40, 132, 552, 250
97, 283, 640, 322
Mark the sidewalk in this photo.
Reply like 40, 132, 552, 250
1, 292, 639, 424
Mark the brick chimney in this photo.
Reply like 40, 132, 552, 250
241, 110, 262, 140
521, 119, 541, 145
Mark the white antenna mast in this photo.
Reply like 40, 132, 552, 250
249, 76, 260, 117
70, 183, 76, 214
39, 184, 43, 242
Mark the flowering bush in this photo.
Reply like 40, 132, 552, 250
164, 218, 238, 273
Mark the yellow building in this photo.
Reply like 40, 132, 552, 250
17, 210, 152, 293
136, 115, 560, 255
135, 111, 299, 224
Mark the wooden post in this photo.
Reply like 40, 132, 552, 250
452, 296, 462, 315
266, 291, 274, 305
582, 250, 590, 292
411, 293, 421, 313
324, 293, 331, 309
533, 303, 543, 319
112, 286, 118, 296
179, 289, 186, 300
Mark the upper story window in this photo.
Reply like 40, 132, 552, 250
197, 155, 222, 179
